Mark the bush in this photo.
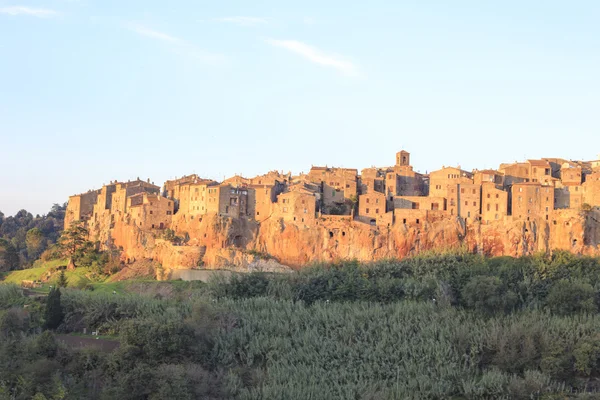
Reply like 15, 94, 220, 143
545, 279, 597, 315
461, 275, 517, 314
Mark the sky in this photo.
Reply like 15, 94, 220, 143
1, 0, 599, 216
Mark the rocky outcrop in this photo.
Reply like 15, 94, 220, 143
89, 210, 600, 275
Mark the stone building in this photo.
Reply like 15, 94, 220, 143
109, 180, 160, 215
474, 170, 504, 186
175, 179, 219, 216
560, 163, 583, 186
64, 189, 100, 228
393, 196, 445, 212
554, 186, 585, 210
583, 171, 600, 207
247, 180, 287, 222
511, 183, 554, 221
527, 160, 553, 185
428, 167, 473, 198
127, 192, 174, 230
358, 191, 387, 223
206, 184, 249, 218
359, 168, 385, 194
446, 183, 482, 220
481, 183, 508, 223
499, 162, 530, 187
308, 166, 358, 213
275, 190, 317, 225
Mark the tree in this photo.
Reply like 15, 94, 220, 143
44, 288, 64, 330
461, 275, 518, 315
0, 238, 20, 272
545, 279, 596, 315
57, 270, 68, 288
57, 221, 93, 267
26, 228, 46, 260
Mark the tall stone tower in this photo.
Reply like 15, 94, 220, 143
396, 150, 410, 167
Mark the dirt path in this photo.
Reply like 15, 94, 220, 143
56, 334, 120, 352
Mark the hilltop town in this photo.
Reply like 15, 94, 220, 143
64, 151, 600, 273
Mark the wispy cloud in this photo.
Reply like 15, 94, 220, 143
128, 23, 224, 64
215, 16, 267, 27
266, 39, 358, 77
0, 6, 59, 17
129, 24, 181, 44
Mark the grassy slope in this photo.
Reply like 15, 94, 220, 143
1, 259, 99, 292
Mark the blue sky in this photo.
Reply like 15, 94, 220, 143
1, 0, 599, 216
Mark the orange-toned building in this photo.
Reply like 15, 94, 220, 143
511, 183, 554, 221
481, 183, 508, 223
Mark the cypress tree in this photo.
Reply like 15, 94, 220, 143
44, 287, 64, 330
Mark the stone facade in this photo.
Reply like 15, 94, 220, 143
64, 150, 600, 272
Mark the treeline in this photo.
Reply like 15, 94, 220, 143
212, 251, 600, 315
0, 205, 66, 271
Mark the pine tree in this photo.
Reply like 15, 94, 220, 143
44, 287, 64, 330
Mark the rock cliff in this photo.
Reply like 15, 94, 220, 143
88, 209, 600, 276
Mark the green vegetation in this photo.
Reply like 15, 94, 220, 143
0, 205, 66, 270
4, 253, 600, 398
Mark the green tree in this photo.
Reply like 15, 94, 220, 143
26, 228, 46, 260
545, 279, 596, 315
57, 271, 68, 288
44, 288, 64, 330
0, 238, 20, 272
57, 221, 93, 267
461, 275, 517, 315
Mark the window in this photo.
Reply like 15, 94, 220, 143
533, 167, 537, 174
151, 224, 155, 228
366, 198, 370, 203
366, 208, 370, 213
304, 209, 308, 214
473, 201, 476, 206
403, 218, 407, 224
465, 201, 468, 206
487, 194, 491, 199
166, 211, 172, 215
472, 189, 476, 194
461, 188, 465, 194
150, 211, 153, 214
283, 207, 288, 212
495, 204, 499, 211
375, 209, 379, 214
416, 219, 420, 224
487, 204, 491, 211
496, 194, 499, 199
257, 211, 260, 216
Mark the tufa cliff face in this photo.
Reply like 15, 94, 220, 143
88, 209, 600, 275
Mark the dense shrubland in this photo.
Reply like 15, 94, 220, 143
3, 253, 600, 398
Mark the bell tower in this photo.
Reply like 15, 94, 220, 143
396, 150, 410, 167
